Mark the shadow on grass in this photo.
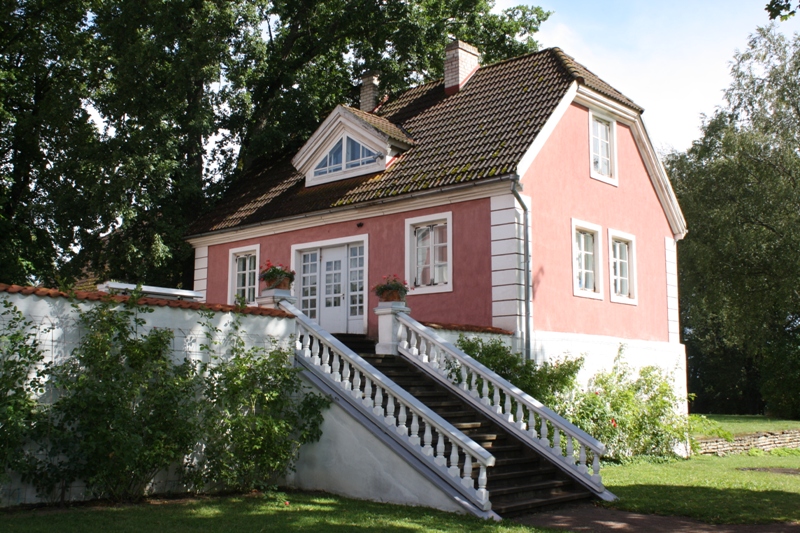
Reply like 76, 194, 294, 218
607, 484, 800, 525
1, 492, 533, 533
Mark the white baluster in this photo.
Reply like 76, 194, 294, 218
373, 386, 384, 417
352, 369, 362, 399
342, 360, 351, 390
448, 439, 460, 477
476, 465, 488, 504
470, 372, 479, 398
311, 338, 321, 366
578, 444, 588, 475
397, 323, 408, 350
397, 404, 407, 436
528, 411, 537, 439
461, 453, 473, 489
459, 365, 468, 391
429, 346, 438, 370
592, 453, 602, 485
435, 430, 446, 466
363, 377, 373, 408
385, 394, 396, 426
409, 413, 420, 446
539, 417, 549, 447
493, 386, 502, 414
422, 422, 433, 455
566, 436, 575, 465
332, 353, 341, 382
438, 351, 449, 377
504, 394, 512, 422
409, 331, 419, 357
301, 334, 311, 358
481, 378, 491, 406
553, 427, 561, 454
321, 345, 331, 374
515, 402, 525, 430
419, 338, 427, 363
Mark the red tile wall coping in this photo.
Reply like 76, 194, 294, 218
421, 321, 513, 336
0, 283, 293, 318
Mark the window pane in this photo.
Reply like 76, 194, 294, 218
346, 137, 360, 163
330, 139, 342, 166
417, 266, 431, 286
434, 224, 447, 244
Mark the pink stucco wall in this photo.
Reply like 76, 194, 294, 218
523, 103, 673, 341
204, 198, 493, 338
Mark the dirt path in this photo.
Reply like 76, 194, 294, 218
513, 502, 800, 532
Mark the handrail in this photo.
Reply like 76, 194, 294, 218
279, 301, 496, 510
395, 312, 607, 491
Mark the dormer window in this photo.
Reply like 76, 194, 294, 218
314, 136, 378, 178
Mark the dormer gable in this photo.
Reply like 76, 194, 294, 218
293, 105, 414, 187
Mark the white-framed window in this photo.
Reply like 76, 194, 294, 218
608, 229, 638, 305
227, 244, 260, 305
405, 212, 453, 295
571, 219, 603, 300
313, 135, 378, 178
589, 109, 617, 186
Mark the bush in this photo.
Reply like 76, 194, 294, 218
24, 294, 202, 502
562, 350, 689, 460
0, 298, 44, 481
456, 335, 582, 409
197, 314, 329, 492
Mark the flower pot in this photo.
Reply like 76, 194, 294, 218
379, 289, 403, 302
266, 277, 291, 290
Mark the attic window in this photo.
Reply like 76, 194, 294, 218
314, 136, 378, 177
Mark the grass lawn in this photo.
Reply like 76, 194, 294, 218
0, 491, 559, 533
602, 451, 800, 524
694, 415, 800, 438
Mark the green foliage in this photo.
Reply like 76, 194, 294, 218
1, 0, 550, 287
689, 414, 734, 442
455, 335, 582, 407
562, 351, 688, 460
666, 26, 800, 417
197, 313, 329, 492
24, 294, 202, 502
766, 0, 798, 20
0, 298, 44, 481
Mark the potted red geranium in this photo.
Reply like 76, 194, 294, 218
260, 260, 295, 290
372, 274, 409, 302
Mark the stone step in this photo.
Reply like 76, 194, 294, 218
490, 490, 593, 516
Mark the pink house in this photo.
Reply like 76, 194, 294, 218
186, 40, 689, 516
187, 41, 686, 375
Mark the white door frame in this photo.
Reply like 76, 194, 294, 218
291, 234, 369, 334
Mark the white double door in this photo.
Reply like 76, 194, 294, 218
298, 243, 365, 334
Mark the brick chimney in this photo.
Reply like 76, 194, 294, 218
360, 71, 380, 112
444, 40, 479, 95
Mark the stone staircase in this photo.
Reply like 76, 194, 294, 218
334, 333, 594, 516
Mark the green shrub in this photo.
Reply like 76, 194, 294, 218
24, 294, 202, 502
688, 414, 734, 442
0, 298, 45, 481
197, 314, 329, 492
456, 335, 582, 407
562, 350, 689, 460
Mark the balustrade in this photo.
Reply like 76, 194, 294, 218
395, 313, 606, 489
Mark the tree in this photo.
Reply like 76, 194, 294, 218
766, 0, 798, 20
666, 25, 800, 417
1, 0, 549, 288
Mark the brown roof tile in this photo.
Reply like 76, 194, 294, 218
0, 283, 293, 318
189, 48, 641, 236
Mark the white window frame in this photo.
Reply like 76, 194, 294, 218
588, 109, 618, 186
405, 211, 453, 295
307, 133, 384, 186
571, 218, 603, 300
608, 229, 638, 305
227, 244, 261, 306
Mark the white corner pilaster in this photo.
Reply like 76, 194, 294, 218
665, 237, 679, 343
490, 194, 527, 336
193, 246, 208, 302
374, 301, 411, 355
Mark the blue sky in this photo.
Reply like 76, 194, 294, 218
493, 0, 800, 152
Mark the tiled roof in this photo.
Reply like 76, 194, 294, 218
189, 47, 640, 236
0, 283, 293, 318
